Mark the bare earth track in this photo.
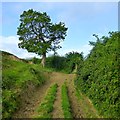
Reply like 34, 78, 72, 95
67, 76, 83, 118
13, 72, 76, 118
13, 72, 99, 118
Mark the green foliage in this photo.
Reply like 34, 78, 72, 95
2, 90, 19, 118
65, 51, 83, 73
2, 51, 46, 118
36, 83, 58, 118
61, 83, 72, 118
45, 52, 83, 73
31, 51, 83, 73
17, 9, 68, 67
46, 55, 66, 71
75, 87, 100, 118
75, 31, 119, 118
31, 57, 41, 64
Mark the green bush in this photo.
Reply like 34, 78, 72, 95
46, 52, 83, 73
75, 32, 119, 118
32, 57, 41, 64
46, 55, 66, 71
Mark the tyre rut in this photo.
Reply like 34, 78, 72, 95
67, 75, 83, 118
13, 72, 80, 118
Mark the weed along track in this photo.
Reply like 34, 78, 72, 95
67, 77, 83, 118
52, 84, 64, 118
61, 82, 73, 118
34, 83, 58, 118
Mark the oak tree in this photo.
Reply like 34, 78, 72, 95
17, 9, 68, 67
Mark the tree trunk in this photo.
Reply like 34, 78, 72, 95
41, 53, 46, 68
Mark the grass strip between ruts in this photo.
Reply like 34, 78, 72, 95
36, 83, 58, 118
61, 82, 73, 118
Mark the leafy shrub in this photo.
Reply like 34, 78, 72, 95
46, 52, 83, 73
46, 55, 66, 71
75, 32, 119, 118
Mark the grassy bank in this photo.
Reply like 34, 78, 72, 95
2, 51, 47, 118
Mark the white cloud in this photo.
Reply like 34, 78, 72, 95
57, 43, 93, 57
0, 35, 39, 59
0, 35, 93, 59
0, 36, 19, 45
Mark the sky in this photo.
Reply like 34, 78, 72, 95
0, 2, 118, 58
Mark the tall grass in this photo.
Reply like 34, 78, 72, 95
2, 51, 46, 118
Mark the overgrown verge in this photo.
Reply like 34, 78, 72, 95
2, 51, 46, 118
75, 32, 119, 118
61, 82, 72, 118
75, 87, 101, 118
36, 83, 58, 118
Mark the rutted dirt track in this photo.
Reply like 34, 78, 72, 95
67, 77, 83, 118
13, 72, 84, 118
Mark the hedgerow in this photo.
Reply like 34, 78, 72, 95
75, 32, 119, 118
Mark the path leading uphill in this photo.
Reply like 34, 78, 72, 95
13, 72, 99, 118
13, 72, 76, 118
